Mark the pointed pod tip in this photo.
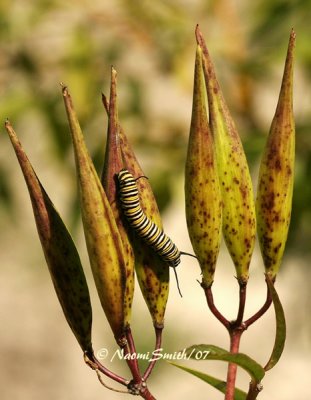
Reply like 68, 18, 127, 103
195, 24, 202, 45
61, 85, 74, 110
4, 119, 14, 141
4, 119, 14, 138
111, 66, 117, 78
60, 83, 70, 98
288, 29, 296, 52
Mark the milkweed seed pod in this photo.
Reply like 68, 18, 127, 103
62, 86, 127, 341
196, 26, 256, 285
120, 128, 170, 328
101, 68, 135, 329
256, 30, 296, 280
101, 93, 169, 329
5, 120, 92, 352
185, 46, 222, 288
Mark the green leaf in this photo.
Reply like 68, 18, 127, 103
184, 344, 265, 382
264, 276, 286, 371
169, 362, 246, 400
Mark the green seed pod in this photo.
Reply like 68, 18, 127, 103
5, 120, 92, 352
185, 46, 222, 288
101, 68, 135, 329
196, 26, 256, 284
62, 85, 126, 341
256, 30, 296, 280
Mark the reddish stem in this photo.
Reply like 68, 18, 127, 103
246, 380, 263, 400
139, 387, 157, 400
236, 282, 247, 326
143, 326, 163, 381
203, 285, 230, 329
85, 350, 128, 386
124, 327, 142, 383
244, 281, 272, 328
203, 279, 273, 400
225, 328, 243, 400
124, 329, 157, 399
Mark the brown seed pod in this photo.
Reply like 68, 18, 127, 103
5, 120, 92, 352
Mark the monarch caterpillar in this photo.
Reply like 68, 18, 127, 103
117, 169, 196, 296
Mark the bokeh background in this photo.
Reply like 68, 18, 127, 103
1, 1, 310, 399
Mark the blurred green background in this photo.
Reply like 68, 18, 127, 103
1, 1, 310, 399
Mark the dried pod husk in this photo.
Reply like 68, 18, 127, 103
62, 86, 126, 340
185, 46, 222, 288
101, 68, 135, 329
196, 26, 256, 284
256, 30, 295, 280
5, 120, 92, 352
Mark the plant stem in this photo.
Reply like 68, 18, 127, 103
244, 280, 272, 328
143, 326, 163, 381
203, 284, 244, 400
236, 282, 247, 325
125, 327, 142, 383
204, 279, 274, 400
224, 326, 243, 400
84, 350, 128, 386
204, 285, 230, 329
246, 380, 262, 400
139, 386, 157, 400
124, 329, 158, 399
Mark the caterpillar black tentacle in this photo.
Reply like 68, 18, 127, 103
117, 169, 196, 297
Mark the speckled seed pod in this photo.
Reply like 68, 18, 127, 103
119, 126, 170, 329
256, 30, 295, 280
101, 93, 169, 329
185, 46, 222, 288
196, 26, 256, 285
62, 86, 127, 341
5, 120, 92, 352
101, 68, 135, 329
